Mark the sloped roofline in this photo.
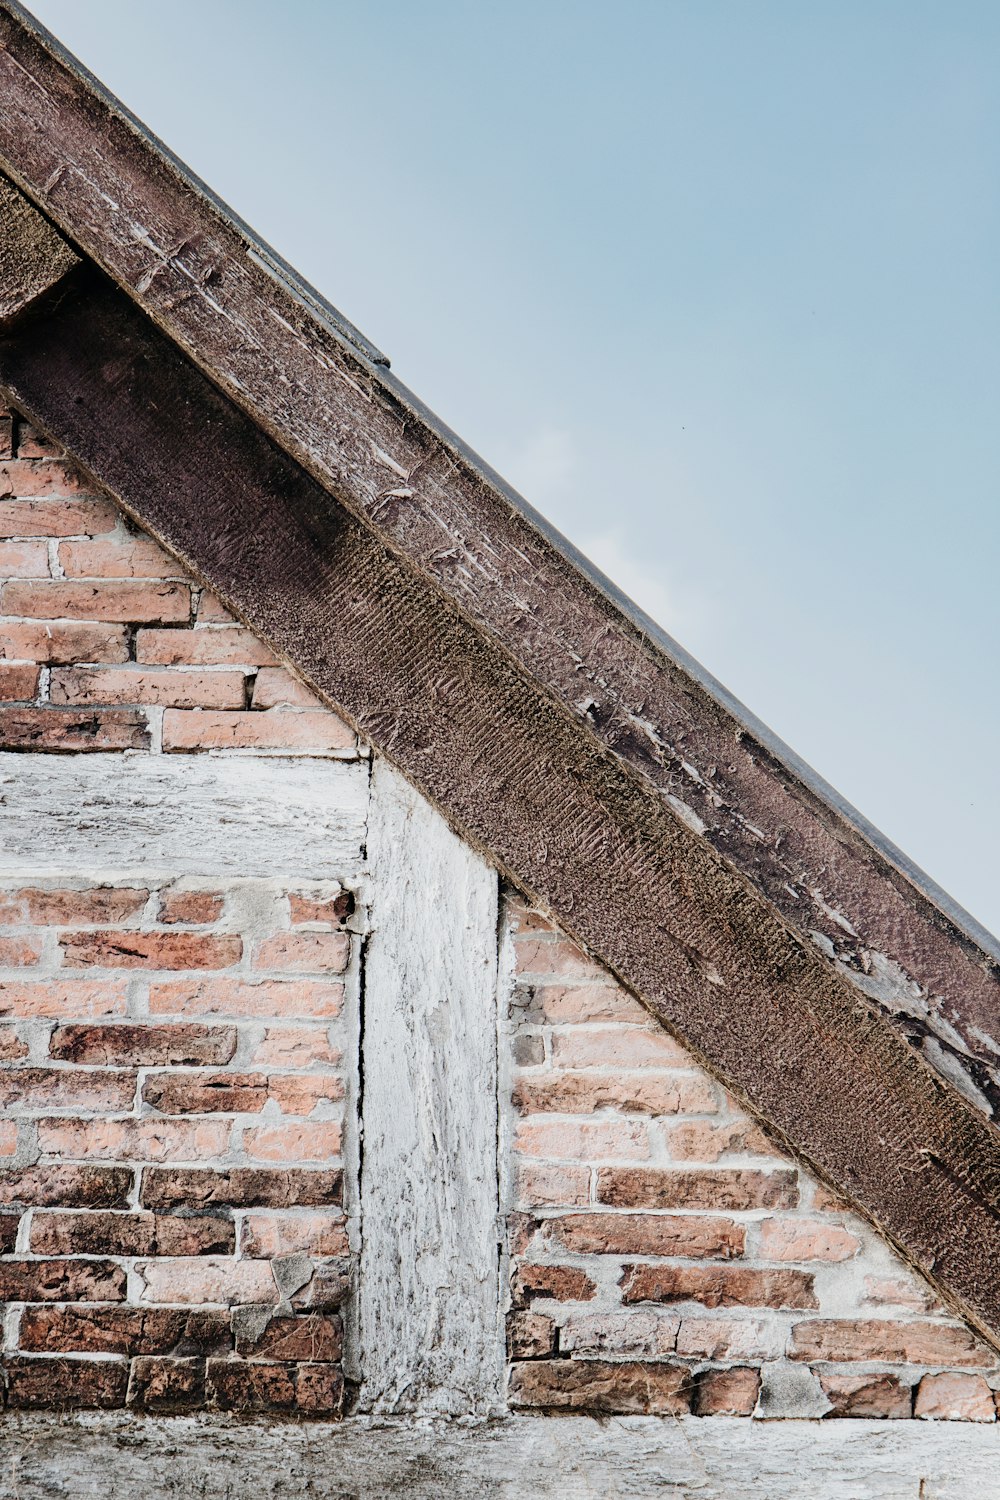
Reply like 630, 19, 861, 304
2, 0, 1000, 1348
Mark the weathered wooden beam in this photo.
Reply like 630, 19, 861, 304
3, 273, 1000, 1352
0, 0, 995, 1125
0, 171, 78, 328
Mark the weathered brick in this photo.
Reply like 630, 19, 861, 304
0, 1258, 126, 1302
676, 1318, 785, 1361
0, 934, 42, 966
0, 707, 150, 751
248, 1026, 340, 1069
244, 1121, 342, 1162
512, 1264, 597, 1307
5, 1356, 129, 1409
136, 627, 278, 667
235, 1313, 341, 1361
621, 1264, 816, 1310
0, 541, 48, 579
0, 459, 86, 498
38, 1116, 230, 1163
0, 1120, 16, 1156
60, 930, 242, 970
0, 979, 129, 1019
149, 978, 343, 1018
516, 1118, 649, 1162
19, 1305, 232, 1356
790, 1320, 992, 1367
141, 1167, 343, 1210
240, 1212, 348, 1259
513, 1071, 718, 1116
0, 496, 118, 537
50, 1022, 237, 1066
15, 424, 61, 460
0, 1212, 20, 1251
758, 1218, 861, 1263
251, 667, 322, 709
0, 1164, 131, 1208
551, 1026, 690, 1070
158, 889, 225, 925
207, 1358, 296, 1412
0, 1067, 135, 1111
513, 1163, 591, 1207
142, 1071, 267, 1115
0, 621, 129, 664
523, 981, 638, 1023
559, 1309, 680, 1359
253, 930, 350, 973
57, 536, 181, 579
548, 1213, 745, 1259
295, 1362, 345, 1415
508, 1310, 557, 1359
862, 1274, 939, 1312
290, 1261, 351, 1312
288, 891, 354, 926
694, 1366, 761, 1416
163, 708, 354, 752
509, 1359, 692, 1415
0, 662, 40, 699
0, 1026, 28, 1060
663, 1119, 771, 1161
128, 1356, 205, 1412
596, 1168, 798, 1212
915, 1372, 996, 1421
196, 592, 237, 624
1, 580, 190, 622
30, 1210, 235, 1257
821, 1372, 913, 1419
266, 1073, 345, 1115
50, 667, 246, 709
137, 1257, 277, 1307
513, 936, 602, 980
22, 886, 149, 925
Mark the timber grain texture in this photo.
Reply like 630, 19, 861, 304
0, 0, 997, 1122
0, 172, 78, 327
358, 762, 501, 1415
0, 1414, 999, 1499
5, 276, 1000, 1353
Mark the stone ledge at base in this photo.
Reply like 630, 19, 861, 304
0, 1414, 997, 1499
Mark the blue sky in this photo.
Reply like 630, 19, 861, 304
26, 0, 1000, 935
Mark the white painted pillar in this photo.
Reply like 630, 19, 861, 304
356, 758, 503, 1415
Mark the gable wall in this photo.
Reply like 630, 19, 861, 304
0, 397, 995, 1426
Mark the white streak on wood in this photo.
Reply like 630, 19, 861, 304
358, 758, 501, 1415
0, 752, 367, 878
3, 1413, 1000, 1498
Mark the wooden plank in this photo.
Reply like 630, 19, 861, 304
3, 1412, 1000, 1499
359, 760, 502, 1415
3, 276, 1000, 1351
0, 1, 995, 1126
0, 172, 78, 328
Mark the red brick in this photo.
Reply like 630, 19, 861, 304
234, 1313, 341, 1361
694, 1366, 760, 1416
240, 1212, 347, 1259
266, 1073, 344, 1115
0, 1027, 28, 1060
0, 413, 11, 461
0, 707, 150, 751
0, 1164, 131, 1208
676, 1318, 784, 1361
50, 1022, 237, 1066
0, 1067, 135, 1111
758, 1218, 861, 1263
0, 1120, 16, 1156
523, 982, 638, 1023
207, 1358, 296, 1412
142, 1071, 268, 1114
30, 1210, 234, 1257
23, 886, 149, 925
0, 662, 40, 699
141, 1167, 343, 1210
0, 541, 48, 578
243, 1121, 342, 1161
295, 1362, 345, 1415
516, 1117, 648, 1162
0, 459, 86, 498
163, 708, 354, 752
821, 1372, 913, 1419
0, 621, 129, 664
19, 1305, 231, 1356
547, 1212, 745, 1259
513, 935, 600, 978
60, 930, 242, 970
2, 580, 190, 622
0, 496, 117, 537
50, 667, 246, 709
663, 1119, 771, 1161
128, 1356, 205, 1411
254, 930, 350, 973
514, 1163, 590, 1207
0, 934, 42, 966
512, 1264, 597, 1307
137, 1257, 276, 1307
514, 1071, 717, 1116
862, 1274, 939, 1312
16, 424, 62, 460
621, 1264, 816, 1309
790, 1320, 992, 1367
0, 1212, 18, 1251
57, 536, 180, 579
0, 979, 128, 1019
158, 889, 225, 925
248, 1026, 340, 1069
551, 1026, 690, 1070
596, 1168, 798, 1212
288, 890, 354, 926
291, 1262, 351, 1312
196, 592, 238, 624
149, 977, 343, 1018
37, 1116, 230, 1163
0, 1258, 126, 1301
508, 1310, 557, 1359
509, 1359, 691, 1415
251, 667, 322, 709
136, 627, 278, 667
915, 1372, 996, 1421
5, 1356, 128, 1409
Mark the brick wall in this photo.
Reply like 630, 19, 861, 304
0, 405, 355, 1414
503, 893, 1000, 1422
